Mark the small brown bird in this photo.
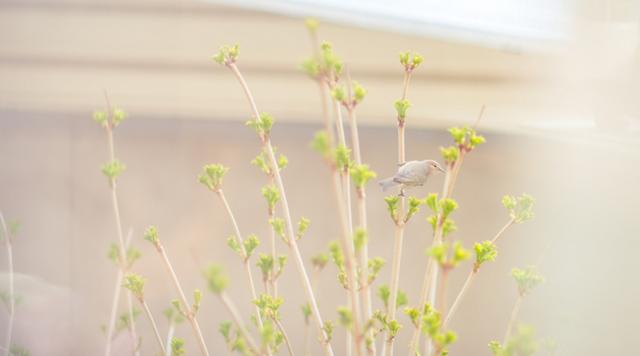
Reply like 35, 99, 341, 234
379, 160, 445, 196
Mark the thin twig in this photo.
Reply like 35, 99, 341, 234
140, 299, 166, 355
219, 292, 260, 353
227, 62, 335, 356
215, 190, 266, 331
156, 243, 210, 356
443, 218, 515, 329
274, 318, 295, 356
345, 71, 375, 356
383, 66, 413, 356
331, 90, 363, 356
503, 296, 523, 344
0, 213, 14, 356
99, 96, 140, 356
442, 269, 474, 328
165, 323, 175, 356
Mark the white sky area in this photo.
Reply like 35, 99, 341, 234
213, 0, 575, 49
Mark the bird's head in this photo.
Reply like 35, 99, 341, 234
426, 160, 446, 174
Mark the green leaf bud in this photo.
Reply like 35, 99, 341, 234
353, 81, 367, 103
405, 196, 423, 222
331, 86, 346, 102
353, 228, 367, 252
112, 108, 126, 126
143, 225, 159, 245
246, 112, 274, 139
302, 303, 312, 323
296, 217, 310, 240
93, 110, 108, 127
474, 241, 498, 270
311, 253, 329, 270
328, 241, 345, 269
384, 196, 400, 222
227, 235, 243, 257
269, 218, 286, 242
394, 99, 411, 120
101, 159, 126, 181
337, 306, 352, 328
425, 193, 439, 213
512, 266, 544, 296
440, 146, 460, 164
310, 131, 330, 158
350, 164, 377, 189
261, 185, 280, 212
192, 289, 202, 313
256, 254, 274, 279
367, 257, 385, 284
243, 234, 260, 258
440, 198, 458, 218
204, 264, 228, 294
171, 337, 185, 356
198, 163, 229, 191
123, 273, 145, 300
334, 144, 352, 171
452, 241, 471, 265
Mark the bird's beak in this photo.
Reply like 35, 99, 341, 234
437, 166, 446, 173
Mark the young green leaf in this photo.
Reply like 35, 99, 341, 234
123, 273, 145, 300
101, 159, 126, 181
512, 266, 544, 296
350, 164, 377, 189
203, 264, 228, 294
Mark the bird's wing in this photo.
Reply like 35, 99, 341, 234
394, 162, 425, 184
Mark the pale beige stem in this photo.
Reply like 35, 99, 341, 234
275, 318, 295, 356
503, 296, 523, 344
0, 213, 14, 356
157, 244, 210, 356
383, 69, 412, 356
219, 292, 260, 353
215, 190, 265, 330
491, 219, 516, 244
408, 258, 434, 353
102, 106, 139, 356
165, 323, 175, 356
330, 171, 364, 356
346, 76, 374, 355
139, 299, 166, 355
331, 80, 363, 356
443, 269, 475, 328
227, 62, 334, 356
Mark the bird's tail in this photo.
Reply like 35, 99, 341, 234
378, 177, 398, 192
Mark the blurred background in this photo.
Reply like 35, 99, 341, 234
1, 0, 640, 355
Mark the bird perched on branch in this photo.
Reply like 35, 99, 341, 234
379, 160, 445, 196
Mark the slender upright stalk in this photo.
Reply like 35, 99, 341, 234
331, 90, 363, 356
383, 67, 412, 356
219, 292, 260, 353
215, 190, 265, 329
0, 213, 14, 356
442, 269, 474, 327
165, 322, 175, 356
267, 176, 279, 297
99, 97, 140, 356
443, 218, 515, 328
345, 73, 375, 356
227, 62, 335, 356
437, 269, 450, 317
503, 296, 523, 344
139, 300, 166, 355
155, 243, 210, 356
274, 318, 295, 356
491, 219, 516, 244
